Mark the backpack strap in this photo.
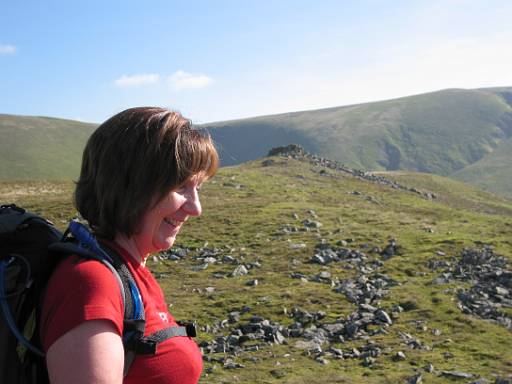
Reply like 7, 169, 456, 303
99, 244, 197, 373
98, 244, 146, 377
129, 323, 197, 354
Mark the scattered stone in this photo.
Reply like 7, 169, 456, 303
393, 351, 406, 361
307, 209, 317, 217
424, 363, 434, 373
380, 239, 398, 260
315, 357, 330, 365
362, 356, 375, 367
294, 340, 323, 352
407, 373, 423, 384
222, 255, 237, 264
246, 279, 258, 286
303, 219, 323, 228
223, 359, 245, 369
440, 371, 474, 379
193, 263, 209, 271
232, 265, 249, 277
375, 309, 393, 325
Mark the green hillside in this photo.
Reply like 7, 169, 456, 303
2, 86, 512, 198
207, 88, 512, 172
205, 87, 512, 197
450, 137, 512, 198
2, 153, 511, 383
0, 114, 97, 180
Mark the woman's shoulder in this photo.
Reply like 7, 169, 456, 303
41, 254, 125, 351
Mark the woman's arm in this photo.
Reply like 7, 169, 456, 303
46, 320, 124, 384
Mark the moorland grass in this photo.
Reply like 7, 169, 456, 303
1, 157, 511, 383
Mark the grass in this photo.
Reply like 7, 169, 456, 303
1, 156, 512, 383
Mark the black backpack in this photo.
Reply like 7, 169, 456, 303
0, 204, 195, 384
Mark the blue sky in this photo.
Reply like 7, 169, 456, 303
1, 0, 511, 124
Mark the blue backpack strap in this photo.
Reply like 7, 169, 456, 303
98, 244, 146, 377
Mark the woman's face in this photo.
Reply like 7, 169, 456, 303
132, 174, 204, 257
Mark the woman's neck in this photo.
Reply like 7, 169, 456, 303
113, 234, 148, 267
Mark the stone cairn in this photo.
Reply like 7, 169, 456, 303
266, 144, 436, 200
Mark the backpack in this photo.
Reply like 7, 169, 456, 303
0, 204, 196, 384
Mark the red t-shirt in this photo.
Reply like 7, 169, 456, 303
40, 242, 203, 384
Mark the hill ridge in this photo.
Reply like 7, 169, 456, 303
266, 144, 436, 200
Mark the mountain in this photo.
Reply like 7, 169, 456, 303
0, 114, 97, 180
2, 152, 511, 383
206, 87, 512, 172
2, 86, 512, 198
204, 87, 512, 197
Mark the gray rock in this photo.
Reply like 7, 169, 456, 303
228, 312, 240, 323
232, 265, 249, 277
375, 309, 393, 325
223, 359, 245, 369
362, 356, 375, 367
440, 371, 474, 379
407, 373, 423, 384
222, 255, 237, 264
294, 340, 322, 353
303, 219, 322, 228
192, 263, 209, 271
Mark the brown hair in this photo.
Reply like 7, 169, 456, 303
75, 107, 218, 239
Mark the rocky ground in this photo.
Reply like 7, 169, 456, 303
156, 233, 511, 383
267, 144, 437, 200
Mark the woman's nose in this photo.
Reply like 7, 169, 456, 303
184, 190, 202, 216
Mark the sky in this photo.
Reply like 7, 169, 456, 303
1, 0, 512, 124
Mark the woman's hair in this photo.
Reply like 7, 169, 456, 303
75, 107, 218, 239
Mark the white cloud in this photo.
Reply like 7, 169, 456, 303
115, 73, 160, 87
167, 70, 213, 91
0, 44, 17, 54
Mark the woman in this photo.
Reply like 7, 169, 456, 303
40, 107, 218, 384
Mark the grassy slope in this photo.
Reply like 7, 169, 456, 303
450, 138, 512, 198
2, 157, 511, 383
0, 114, 97, 180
